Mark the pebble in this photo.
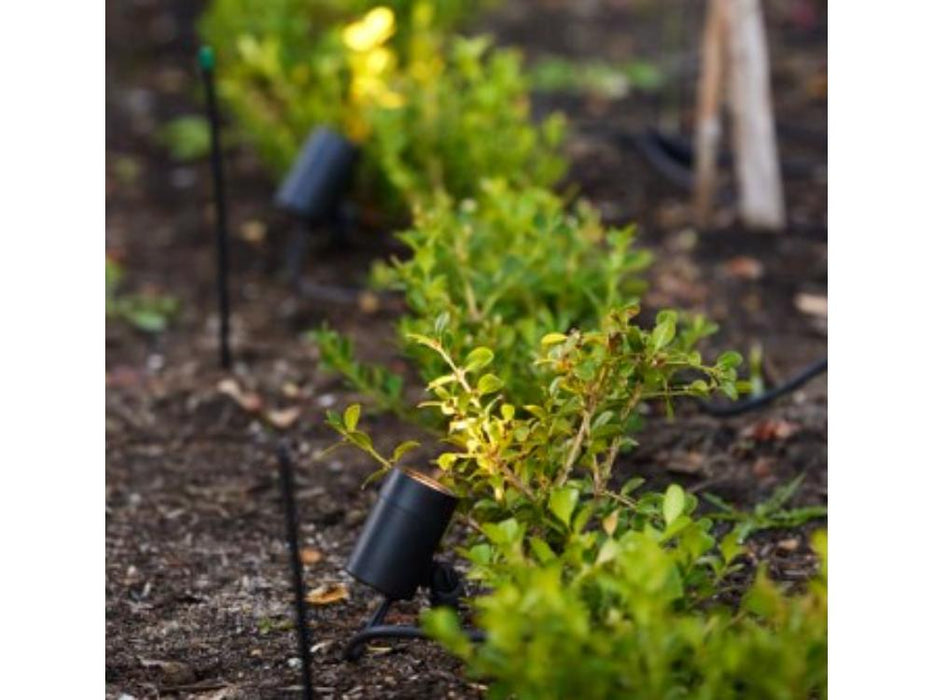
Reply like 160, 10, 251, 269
170, 167, 197, 189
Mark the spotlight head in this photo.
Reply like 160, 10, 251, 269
346, 468, 458, 601
275, 127, 357, 221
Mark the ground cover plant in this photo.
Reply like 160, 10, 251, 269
327, 319, 826, 698
106, 258, 179, 333
200, 1, 563, 214
313, 180, 660, 412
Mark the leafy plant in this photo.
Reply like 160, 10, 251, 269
313, 181, 665, 410
530, 55, 665, 98
106, 258, 179, 333
199, 2, 561, 214
362, 35, 566, 211
703, 474, 828, 542
425, 527, 826, 700
158, 116, 211, 162
314, 325, 407, 415
330, 312, 740, 519
327, 323, 825, 699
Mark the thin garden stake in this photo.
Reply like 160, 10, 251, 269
198, 46, 232, 370
277, 442, 313, 700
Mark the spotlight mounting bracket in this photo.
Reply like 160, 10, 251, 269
342, 468, 484, 661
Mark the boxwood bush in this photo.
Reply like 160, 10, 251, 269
312, 181, 686, 412
328, 320, 826, 699
200, 1, 563, 214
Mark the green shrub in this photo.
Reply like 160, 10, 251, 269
327, 319, 826, 699
158, 115, 211, 162
425, 527, 827, 700
199, 2, 561, 213
313, 181, 663, 410
106, 259, 179, 333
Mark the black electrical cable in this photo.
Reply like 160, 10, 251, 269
278, 443, 313, 699
697, 357, 827, 417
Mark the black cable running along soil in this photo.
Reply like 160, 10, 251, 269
698, 358, 827, 417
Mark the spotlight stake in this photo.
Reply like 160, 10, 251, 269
198, 45, 232, 370
277, 443, 313, 699
343, 467, 484, 661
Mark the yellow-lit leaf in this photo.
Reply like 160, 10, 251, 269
342, 7, 396, 52
344, 403, 361, 431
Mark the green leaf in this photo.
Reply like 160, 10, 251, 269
476, 373, 503, 396
406, 333, 438, 349
391, 440, 420, 463
422, 608, 474, 659
482, 518, 522, 546
347, 430, 373, 453
464, 347, 494, 372
427, 374, 457, 390
126, 309, 168, 333
717, 351, 743, 369
720, 528, 744, 565
529, 537, 556, 563
596, 538, 622, 565
548, 486, 579, 527
466, 543, 492, 565
620, 477, 645, 496
650, 318, 676, 352
434, 311, 450, 335
662, 484, 686, 526
325, 410, 342, 430
343, 404, 361, 431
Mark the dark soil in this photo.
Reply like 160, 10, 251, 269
106, 1, 827, 698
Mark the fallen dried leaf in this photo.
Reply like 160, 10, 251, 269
794, 292, 828, 317
742, 419, 801, 442
724, 256, 764, 281
777, 538, 800, 552
310, 640, 333, 654
107, 366, 146, 389
752, 457, 776, 479
217, 378, 263, 413
265, 406, 301, 429
300, 547, 323, 565
240, 219, 267, 244
201, 686, 247, 700
666, 451, 709, 475
281, 381, 302, 399
358, 290, 380, 314
138, 658, 196, 686
306, 583, 349, 606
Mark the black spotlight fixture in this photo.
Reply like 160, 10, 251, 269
275, 126, 359, 280
343, 467, 483, 661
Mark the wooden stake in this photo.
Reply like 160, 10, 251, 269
693, 0, 729, 226
726, 0, 786, 229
